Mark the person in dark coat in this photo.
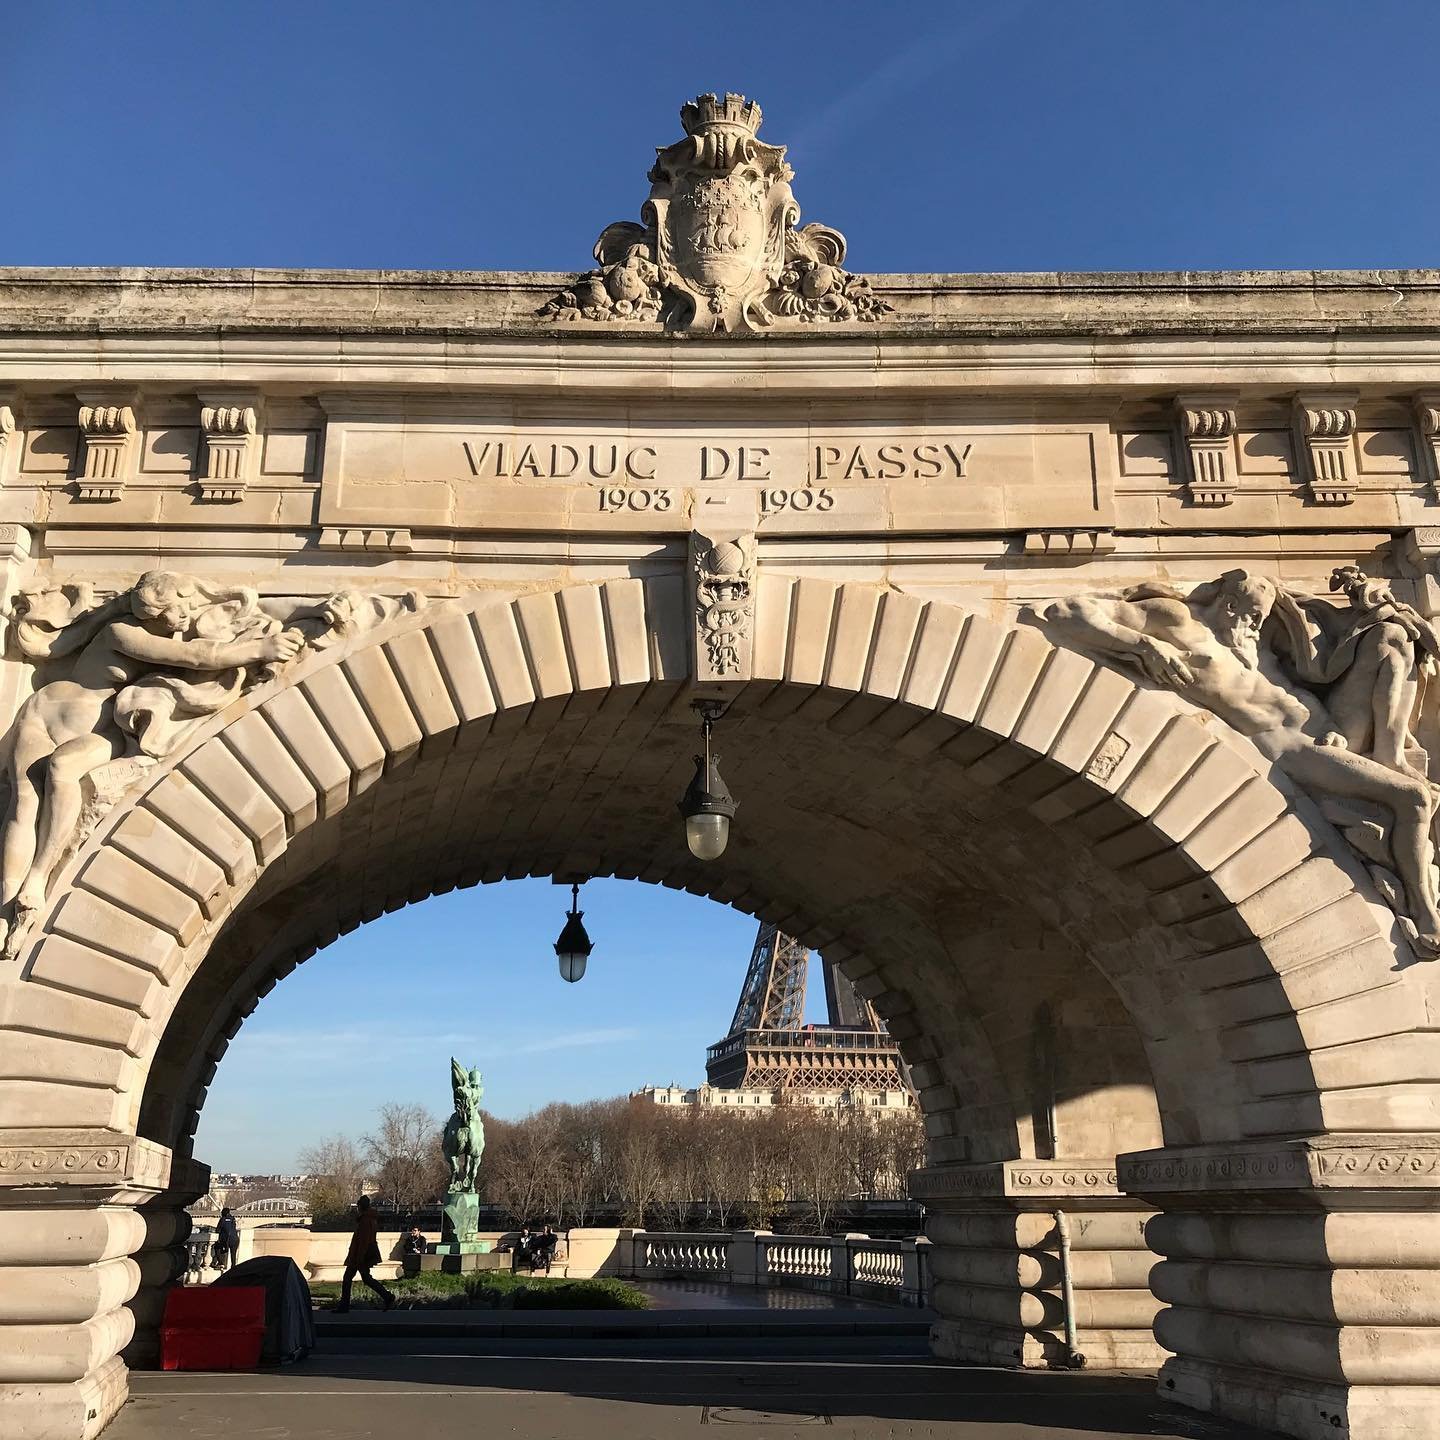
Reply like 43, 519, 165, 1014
216, 1208, 240, 1271
335, 1195, 395, 1312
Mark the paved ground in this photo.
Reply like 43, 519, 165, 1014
112, 1335, 1274, 1439
312, 1280, 933, 1340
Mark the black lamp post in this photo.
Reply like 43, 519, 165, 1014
554, 881, 593, 983
679, 701, 738, 861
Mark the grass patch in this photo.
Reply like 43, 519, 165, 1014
465, 1272, 648, 1310
309, 1270, 648, 1311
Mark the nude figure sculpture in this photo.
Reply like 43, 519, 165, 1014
1041, 569, 1440, 957
0, 571, 422, 956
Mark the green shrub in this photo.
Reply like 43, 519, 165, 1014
464, 1272, 648, 1310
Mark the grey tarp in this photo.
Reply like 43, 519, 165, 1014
211, 1255, 314, 1364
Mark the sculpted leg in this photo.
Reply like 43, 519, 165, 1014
1, 717, 56, 909
17, 732, 121, 912
1279, 742, 1440, 950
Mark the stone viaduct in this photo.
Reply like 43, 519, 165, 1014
3, 95, 1440, 1440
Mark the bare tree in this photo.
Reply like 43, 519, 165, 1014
300, 1135, 369, 1225
480, 1112, 560, 1224
613, 1105, 666, 1226
364, 1102, 444, 1213
697, 1110, 755, 1228
783, 1105, 853, 1231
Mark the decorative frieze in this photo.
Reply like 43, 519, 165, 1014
1292, 392, 1359, 504
910, 1160, 1123, 1201
197, 397, 259, 502
1173, 395, 1238, 505
1120, 1138, 1440, 1196
74, 394, 138, 501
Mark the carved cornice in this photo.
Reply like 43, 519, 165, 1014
1174, 394, 1239, 506
1293, 392, 1359, 505
197, 396, 260, 502
1120, 1138, 1440, 1198
75, 393, 138, 502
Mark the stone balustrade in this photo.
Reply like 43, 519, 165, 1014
620, 1228, 932, 1308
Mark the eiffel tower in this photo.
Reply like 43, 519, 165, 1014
704, 923, 912, 1095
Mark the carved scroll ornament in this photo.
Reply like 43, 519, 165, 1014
0, 573, 423, 958
540, 94, 892, 333
1038, 568, 1440, 958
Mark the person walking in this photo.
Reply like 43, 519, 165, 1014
335, 1195, 395, 1312
216, 1208, 240, 1272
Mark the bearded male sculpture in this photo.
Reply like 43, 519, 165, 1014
1040, 570, 1440, 956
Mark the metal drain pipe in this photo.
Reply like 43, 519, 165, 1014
1053, 1210, 1087, 1369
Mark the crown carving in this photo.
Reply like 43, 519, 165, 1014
680, 92, 763, 137
541, 94, 891, 334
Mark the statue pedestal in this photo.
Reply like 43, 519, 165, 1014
431, 1188, 486, 1257
420, 1248, 502, 1275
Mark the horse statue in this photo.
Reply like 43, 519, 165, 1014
442, 1058, 484, 1193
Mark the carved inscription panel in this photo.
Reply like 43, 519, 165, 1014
318, 401, 1113, 537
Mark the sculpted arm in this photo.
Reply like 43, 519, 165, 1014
109, 619, 301, 672
1043, 595, 1196, 687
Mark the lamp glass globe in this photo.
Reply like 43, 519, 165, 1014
685, 812, 730, 861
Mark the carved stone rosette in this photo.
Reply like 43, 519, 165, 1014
540, 94, 892, 334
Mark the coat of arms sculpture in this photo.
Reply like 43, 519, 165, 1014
541, 94, 891, 333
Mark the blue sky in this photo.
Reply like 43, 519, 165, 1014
7, 1, 1438, 1169
6, 1, 1440, 274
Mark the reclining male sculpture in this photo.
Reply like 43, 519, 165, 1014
1040, 568, 1440, 956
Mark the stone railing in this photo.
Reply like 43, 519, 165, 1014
641, 1234, 730, 1275
618, 1228, 931, 1308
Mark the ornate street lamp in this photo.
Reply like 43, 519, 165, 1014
554, 881, 593, 983
679, 701, 738, 861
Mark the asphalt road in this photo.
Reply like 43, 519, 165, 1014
112, 1336, 1275, 1439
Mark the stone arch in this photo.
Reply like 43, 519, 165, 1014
1, 575, 1435, 1440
